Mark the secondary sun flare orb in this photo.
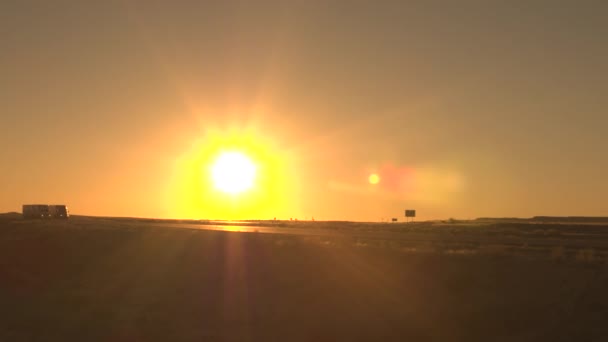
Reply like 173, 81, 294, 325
369, 173, 380, 185
211, 151, 256, 194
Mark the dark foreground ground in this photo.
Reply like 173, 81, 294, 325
1, 216, 607, 341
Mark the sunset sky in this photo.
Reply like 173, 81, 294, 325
1, 1, 607, 221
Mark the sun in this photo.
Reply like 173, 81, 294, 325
211, 151, 257, 194
369, 173, 380, 185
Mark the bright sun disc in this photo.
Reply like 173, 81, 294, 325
369, 173, 380, 185
211, 151, 256, 194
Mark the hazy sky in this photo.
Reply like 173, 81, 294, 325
2, 1, 607, 220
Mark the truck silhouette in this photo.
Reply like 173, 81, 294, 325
23, 204, 69, 219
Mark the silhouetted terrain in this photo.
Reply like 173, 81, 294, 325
1, 216, 607, 341
476, 216, 608, 224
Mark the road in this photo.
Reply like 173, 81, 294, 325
144, 220, 608, 252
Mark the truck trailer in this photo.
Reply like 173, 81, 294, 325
22, 204, 50, 219
23, 204, 69, 219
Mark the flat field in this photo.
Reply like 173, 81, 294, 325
1, 215, 607, 341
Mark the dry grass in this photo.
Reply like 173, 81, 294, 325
551, 246, 566, 261
1, 217, 608, 341
576, 248, 597, 263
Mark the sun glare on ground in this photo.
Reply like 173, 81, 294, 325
211, 151, 256, 194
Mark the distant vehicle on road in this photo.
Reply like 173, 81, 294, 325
49, 205, 69, 218
23, 204, 50, 219
22, 204, 69, 219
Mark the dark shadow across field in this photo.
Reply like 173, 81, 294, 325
1, 217, 607, 341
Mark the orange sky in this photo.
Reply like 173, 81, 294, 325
1, 1, 607, 221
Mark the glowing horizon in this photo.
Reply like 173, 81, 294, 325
1, 2, 607, 221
